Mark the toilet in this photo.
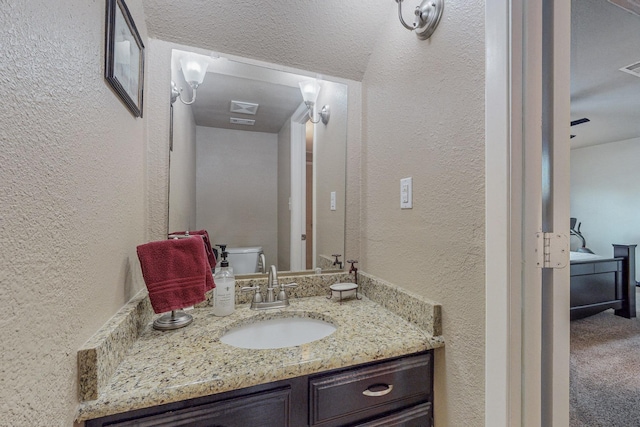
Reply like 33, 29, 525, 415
225, 246, 263, 274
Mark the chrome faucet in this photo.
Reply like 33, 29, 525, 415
266, 264, 279, 302
242, 265, 297, 310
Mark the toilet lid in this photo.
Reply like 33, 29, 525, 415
226, 246, 263, 254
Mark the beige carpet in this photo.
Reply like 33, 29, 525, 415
571, 288, 640, 426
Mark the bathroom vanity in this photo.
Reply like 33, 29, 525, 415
86, 351, 433, 426
76, 272, 443, 426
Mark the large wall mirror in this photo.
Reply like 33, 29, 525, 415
168, 48, 348, 276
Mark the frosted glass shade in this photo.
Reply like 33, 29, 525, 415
298, 79, 321, 106
180, 56, 209, 86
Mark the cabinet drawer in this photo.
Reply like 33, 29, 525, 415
355, 402, 433, 427
309, 352, 432, 425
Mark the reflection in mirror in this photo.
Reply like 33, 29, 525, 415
168, 48, 347, 276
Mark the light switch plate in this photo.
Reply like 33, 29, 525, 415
401, 177, 412, 209
330, 191, 336, 211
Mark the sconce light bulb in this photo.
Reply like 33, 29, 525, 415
180, 56, 209, 86
299, 79, 321, 105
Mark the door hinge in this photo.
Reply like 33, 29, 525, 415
536, 232, 569, 269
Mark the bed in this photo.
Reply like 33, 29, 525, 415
570, 244, 637, 320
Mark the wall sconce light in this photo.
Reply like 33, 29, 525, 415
171, 55, 209, 105
395, 0, 444, 40
298, 79, 330, 125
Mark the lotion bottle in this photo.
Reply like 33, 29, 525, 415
213, 252, 235, 316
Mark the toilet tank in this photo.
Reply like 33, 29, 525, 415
226, 246, 263, 274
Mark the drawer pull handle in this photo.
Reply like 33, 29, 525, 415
362, 384, 394, 397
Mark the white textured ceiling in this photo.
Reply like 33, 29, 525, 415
571, 0, 640, 148
193, 73, 302, 132
143, 0, 392, 81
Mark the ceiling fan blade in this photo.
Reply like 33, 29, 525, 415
571, 118, 590, 126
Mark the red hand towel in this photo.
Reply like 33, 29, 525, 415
167, 231, 216, 292
137, 238, 211, 314
169, 229, 217, 270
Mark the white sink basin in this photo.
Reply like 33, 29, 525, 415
220, 317, 336, 349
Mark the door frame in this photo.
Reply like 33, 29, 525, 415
290, 103, 310, 270
485, 0, 571, 425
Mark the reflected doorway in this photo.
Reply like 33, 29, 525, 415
305, 121, 314, 269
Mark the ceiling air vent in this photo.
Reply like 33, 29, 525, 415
620, 60, 640, 78
230, 117, 255, 126
230, 100, 259, 115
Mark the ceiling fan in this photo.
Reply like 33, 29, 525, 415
570, 117, 590, 139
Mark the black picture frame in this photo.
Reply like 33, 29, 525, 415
105, 0, 145, 117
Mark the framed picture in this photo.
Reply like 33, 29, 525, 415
105, 0, 144, 117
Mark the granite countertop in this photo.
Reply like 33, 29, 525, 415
76, 272, 444, 422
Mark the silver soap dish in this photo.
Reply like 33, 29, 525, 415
327, 282, 361, 304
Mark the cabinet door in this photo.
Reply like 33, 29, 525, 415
102, 387, 291, 427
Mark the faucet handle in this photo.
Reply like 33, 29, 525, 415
241, 286, 263, 304
277, 282, 298, 302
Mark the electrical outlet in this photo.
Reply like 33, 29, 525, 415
330, 191, 336, 211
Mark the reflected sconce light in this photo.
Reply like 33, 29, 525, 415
171, 55, 210, 105
298, 79, 330, 125
395, 0, 444, 40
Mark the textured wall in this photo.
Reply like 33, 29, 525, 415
361, 2, 486, 425
571, 138, 640, 276
0, 0, 148, 424
195, 127, 278, 266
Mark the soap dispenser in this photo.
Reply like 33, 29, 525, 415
213, 251, 235, 316
214, 244, 233, 275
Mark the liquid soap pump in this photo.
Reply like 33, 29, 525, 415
213, 251, 235, 316
215, 244, 233, 275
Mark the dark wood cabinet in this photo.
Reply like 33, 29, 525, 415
102, 387, 292, 427
309, 352, 432, 426
86, 351, 433, 427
